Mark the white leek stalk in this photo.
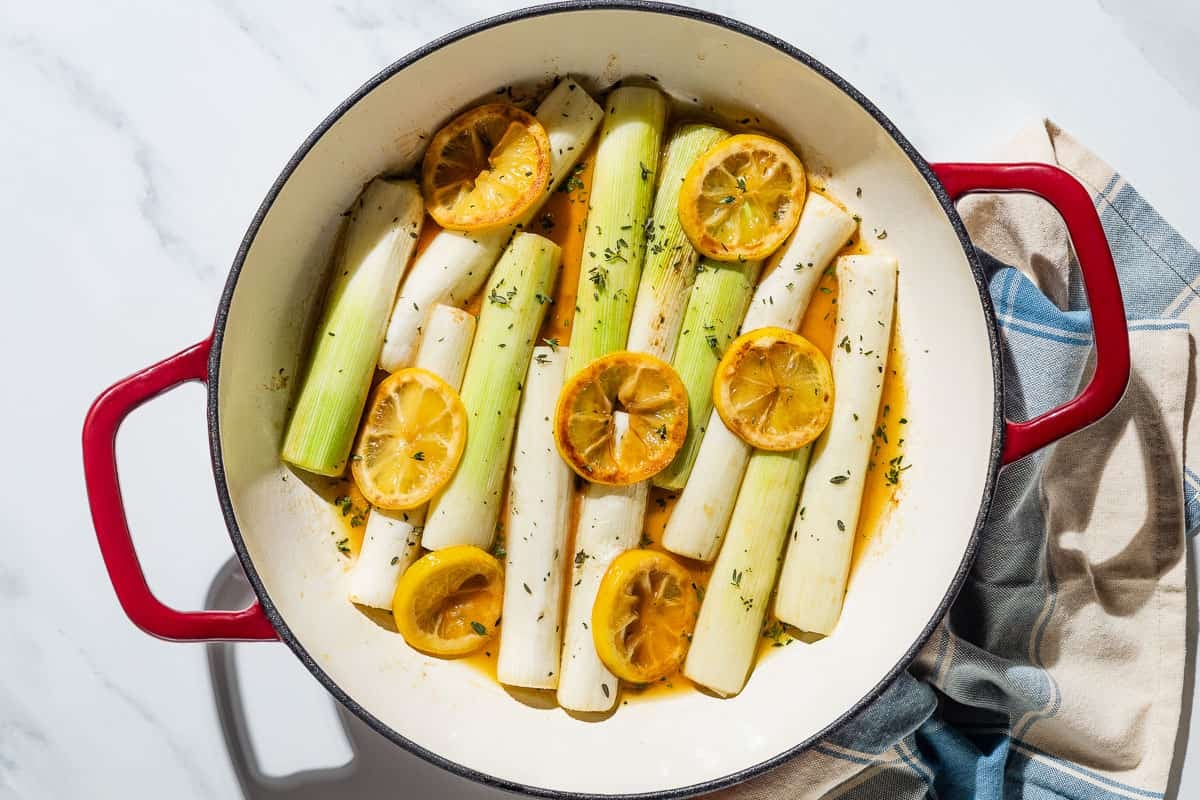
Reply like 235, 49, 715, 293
348, 305, 475, 608
557, 482, 649, 711
775, 254, 898, 634
662, 195, 857, 559
497, 346, 573, 689
684, 446, 811, 696
652, 256, 763, 490
409, 304, 475, 388
564, 85, 668, 376
378, 79, 603, 372
555, 86, 667, 713
282, 179, 423, 475
421, 234, 561, 551
350, 507, 424, 609
626, 123, 728, 360
743, 194, 858, 333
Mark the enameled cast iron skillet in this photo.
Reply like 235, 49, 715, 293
83, 3, 1129, 797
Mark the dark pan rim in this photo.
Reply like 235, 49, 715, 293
207, 2, 1003, 797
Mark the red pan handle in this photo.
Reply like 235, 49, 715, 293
932, 162, 1130, 465
82, 339, 277, 641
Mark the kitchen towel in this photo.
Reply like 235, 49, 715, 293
718, 121, 1196, 799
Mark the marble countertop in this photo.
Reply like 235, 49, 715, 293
4, 1, 1198, 797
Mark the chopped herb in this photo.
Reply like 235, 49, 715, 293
523, 582, 532, 595
731, 569, 743, 588
885, 455, 911, 486
335, 538, 351, 555
830, 474, 849, 484
488, 285, 519, 306
720, 195, 735, 204
558, 163, 586, 193
876, 229, 888, 240
838, 336, 852, 353
656, 424, 667, 440
763, 620, 790, 646
470, 621, 487, 636
836, 520, 846, 532
543, 337, 560, 351
639, 161, 651, 181
390, 556, 399, 566
411, 451, 425, 461
588, 265, 608, 289
601, 683, 610, 698
575, 549, 589, 567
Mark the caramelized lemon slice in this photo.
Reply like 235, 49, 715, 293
421, 103, 551, 231
351, 368, 467, 510
393, 546, 503, 656
592, 549, 699, 684
713, 327, 833, 451
554, 352, 688, 485
678, 133, 806, 262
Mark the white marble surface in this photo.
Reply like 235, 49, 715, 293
3, 1, 1199, 797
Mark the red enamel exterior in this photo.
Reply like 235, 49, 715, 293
81, 338, 277, 641
931, 162, 1130, 465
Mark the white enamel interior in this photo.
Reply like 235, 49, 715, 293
214, 8, 997, 797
